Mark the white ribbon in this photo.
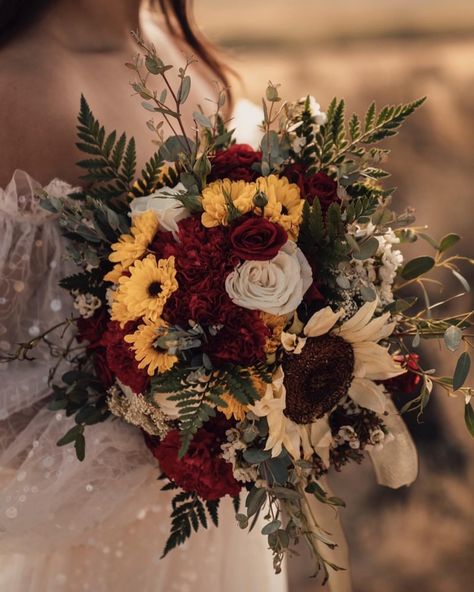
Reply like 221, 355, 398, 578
305, 398, 418, 591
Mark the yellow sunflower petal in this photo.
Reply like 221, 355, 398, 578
124, 321, 178, 376
201, 179, 255, 227
256, 175, 304, 240
114, 254, 178, 324
109, 211, 159, 268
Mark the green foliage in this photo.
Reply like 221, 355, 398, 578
314, 96, 426, 171
298, 199, 350, 273
162, 492, 220, 557
130, 152, 166, 198
76, 95, 137, 200
50, 367, 110, 461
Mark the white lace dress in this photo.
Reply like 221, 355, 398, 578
0, 170, 288, 592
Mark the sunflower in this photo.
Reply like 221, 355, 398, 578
251, 300, 404, 463
124, 320, 178, 376
111, 255, 178, 325
201, 179, 255, 227
109, 210, 159, 269
256, 175, 304, 240
250, 367, 333, 463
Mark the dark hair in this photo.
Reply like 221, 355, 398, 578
0, 0, 231, 101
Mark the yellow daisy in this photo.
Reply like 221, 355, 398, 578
111, 255, 178, 325
109, 211, 159, 269
104, 263, 125, 284
124, 321, 178, 376
256, 175, 304, 240
201, 179, 255, 227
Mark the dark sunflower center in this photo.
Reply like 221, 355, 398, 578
147, 281, 163, 297
281, 205, 289, 215
282, 335, 354, 424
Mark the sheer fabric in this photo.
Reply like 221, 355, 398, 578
0, 171, 288, 592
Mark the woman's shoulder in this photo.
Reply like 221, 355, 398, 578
0, 43, 80, 187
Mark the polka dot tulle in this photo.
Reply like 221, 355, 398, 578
0, 171, 287, 592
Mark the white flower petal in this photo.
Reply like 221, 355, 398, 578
337, 299, 378, 336
225, 243, 313, 315
353, 342, 404, 380
304, 306, 343, 337
339, 311, 394, 343
310, 417, 332, 467
129, 183, 189, 237
348, 378, 388, 414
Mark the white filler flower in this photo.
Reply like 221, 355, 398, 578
225, 241, 312, 316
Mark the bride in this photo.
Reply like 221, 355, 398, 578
0, 1, 294, 590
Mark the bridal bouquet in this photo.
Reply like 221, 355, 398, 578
9, 35, 473, 580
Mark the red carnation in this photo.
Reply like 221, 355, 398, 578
149, 428, 241, 501
384, 354, 422, 395
209, 144, 261, 182
283, 164, 339, 212
76, 310, 114, 388
100, 321, 150, 394
207, 308, 269, 366
230, 216, 288, 261
77, 309, 108, 348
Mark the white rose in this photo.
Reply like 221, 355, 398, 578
225, 241, 313, 315
129, 183, 189, 237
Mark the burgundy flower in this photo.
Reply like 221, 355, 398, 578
304, 172, 339, 210
283, 164, 339, 212
77, 309, 108, 348
206, 307, 269, 366
384, 354, 422, 395
100, 321, 150, 394
209, 144, 261, 182
149, 428, 241, 500
230, 216, 288, 261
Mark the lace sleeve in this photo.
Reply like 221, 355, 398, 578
0, 170, 76, 420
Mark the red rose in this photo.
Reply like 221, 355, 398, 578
304, 172, 338, 210
230, 216, 288, 261
383, 354, 421, 395
149, 428, 241, 500
283, 165, 339, 212
209, 144, 262, 182
100, 321, 150, 394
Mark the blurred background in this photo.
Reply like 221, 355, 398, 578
195, 1, 474, 590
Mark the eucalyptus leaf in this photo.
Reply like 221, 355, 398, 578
57, 424, 83, 447
465, 402, 474, 437
193, 111, 212, 129
245, 487, 267, 517
243, 448, 271, 465
352, 236, 379, 260
439, 233, 461, 253
74, 433, 86, 461
178, 76, 191, 103
453, 352, 471, 391
451, 269, 470, 293
444, 325, 462, 352
400, 256, 435, 280
261, 520, 281, 535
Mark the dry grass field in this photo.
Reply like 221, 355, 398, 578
196, 2, 474, 590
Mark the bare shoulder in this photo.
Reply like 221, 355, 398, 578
0, 43, 80, 187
